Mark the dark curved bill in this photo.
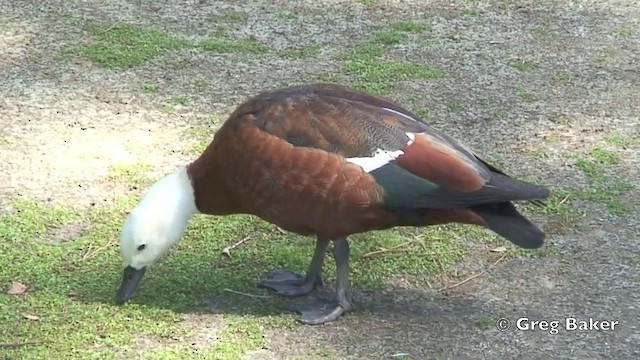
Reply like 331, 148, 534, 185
115, 266, 146, 304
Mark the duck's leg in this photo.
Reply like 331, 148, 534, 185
257, 235, 329, 297
291, 237, 353, 325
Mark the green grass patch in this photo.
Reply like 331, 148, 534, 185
604, 134, 633, 148
416, 108, 430, 119
552, 72, 572, 83
73, 22, 271, 69
169, 96, 190, 106
371, 21, 427, 46
141, 83, 158, 93
278, 45, 322, 59
614, 26, 633, 39
217, 11, 248, 23
543, 134, 561, 144
475, 316, 499, 330
194, 79, 208, 90
313, 20, 442, 94
340, 44, 444, 95
449, 101, 464, 112
574, 148, 620, 181
508, 61, 539, 72
200, 38, 269, 54
516, 86, 538, 102
461, 9, 479, 16
278, 10, 299, 20
108, 163, 155, 189
570, 148, 634, 215
532, 25, 550, 37
183, 116, 221, 155
0, 200, 79, 244
522, 188, 586, 235
526, 149, 550, 159
390, 21, 428, 33
573, 183, 635, 215
75, 24, 192, 69
372, 30, 409, 45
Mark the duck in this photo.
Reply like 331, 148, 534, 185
115, 83, 550, 325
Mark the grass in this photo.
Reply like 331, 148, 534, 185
216, 11, 248, 23
516, 85, 539, 102
194, 79, 208, 90
184, 116, 221, 155
311, 20, 441, 95
474, 316, 498, 330
279, 10, 299, 20
373, 30, 409, 45
574, 148, 619, 182
169, 96, 191, 107
107, 163, 155, 189
449, 101, 464, 112
75, 24, 191, 69
552, 72, 572, 83
390, 21, 428, 33
0, 196, 498, 358
200, 38, 269, 54
614, 26, 633, 39
338, 43, 443, 94
0, 154, 555, 359
74, 23, 270, 69
461, 9, 479, 17
141, 83, 158, 93
532, 26, 550, 37
571, 147, 634, 215
604, 134, 633, 148
508, 61, 539, 72
278, 45, 323, 59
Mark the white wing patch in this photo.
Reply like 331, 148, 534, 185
345, 132, 418, 173
346, 149, 405, 173
405, 132, 416, 145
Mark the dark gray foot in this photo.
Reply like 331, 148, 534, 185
290, 298, 351, 325
257, 269, 323, 298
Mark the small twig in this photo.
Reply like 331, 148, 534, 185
274, 225, 286, 234
0, 339, 48, 348
223, 288, 271, 299
361, 242, 412, 259
221, 236, 251, 258
439, 252, 509, 292
81, 238, 117, 261
558, 194, 570, 206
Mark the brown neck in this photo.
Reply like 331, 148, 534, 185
186, 148, 240, 216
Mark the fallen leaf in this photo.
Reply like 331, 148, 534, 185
490, 246, 507, 253
7, 282, 27, 295
21, 313, 41, 321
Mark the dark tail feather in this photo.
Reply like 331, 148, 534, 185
472, 202, 545, 249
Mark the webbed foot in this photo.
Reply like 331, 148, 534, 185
257, 269, 323, 297
290, 298, 351, 325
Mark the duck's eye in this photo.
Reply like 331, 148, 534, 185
137, 244, 146, 251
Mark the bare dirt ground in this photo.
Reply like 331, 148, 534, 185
2, 0, 639, 359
